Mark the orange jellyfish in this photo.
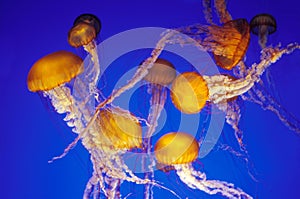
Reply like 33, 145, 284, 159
68, 14, 102, 98
179, 18, 250, 70
154, 132, 253, 198
250, 13, 277, 49
83, 107, 178, 199
27, 50, 85, 133
205, 19, 250, 70
68, 13, 101, 48
171, 72, 209, 114
97, 107, 142, 150
142, 58, 177, 198
83, 107, 144, 198
201, 1, 249, 70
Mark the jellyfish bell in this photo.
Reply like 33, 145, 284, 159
143, 58, 176, 86
210, 18, 250, 70
68, 14, 101, 48
95, 107, 142, 150
73, 13, 101, 35
154, 132, 253, 198
154, 132, 199, 165
171, 71, 209, 114
250, 13, 277, 48
27, 50, 83, 92
68, 22, 97, 48
27, 50, 85, 133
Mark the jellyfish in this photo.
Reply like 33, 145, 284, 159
141, 58, 177, 198
154, 132, 253, 198
68, 14, 102, 99
250, 13, 277, 49
248, 14, 278, 106
170, 71, 209, 114
27, 50, 86, 133
178, 18, 250, 70
39, 11, 300, 199
82, 107, 143, 198
68, 13, 101, 49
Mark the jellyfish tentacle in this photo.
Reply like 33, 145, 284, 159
203, 0, 215, 25
242, 83, 300, 134
175, 164, 253, 199
144, 85, 168, 199
204, 44, 300, 104
45, 86, 85, 133
83, 40, 102, 101
214, 0, 232, 24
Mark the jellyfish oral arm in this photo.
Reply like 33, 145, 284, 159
83, 40, 102, 99
214, 0, 232, 24
175, 164, 253, 199
44, 85, 85, 134
204, 44, 299, 104
203, 0, 214, 25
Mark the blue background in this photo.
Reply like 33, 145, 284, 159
1, 0, 300, 198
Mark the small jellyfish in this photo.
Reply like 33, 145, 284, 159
68, 13, 101, 48
171, 72, 209, 114
250, 13, 277, 49
27, 51, 85, 133
154, 132, 252, 198
68, 14, 102, 96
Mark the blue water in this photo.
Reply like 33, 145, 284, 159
1, 0, 300, 198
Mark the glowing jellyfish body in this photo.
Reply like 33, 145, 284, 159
211, 19, 250, 70
171, 72, 209, 114
68, 13, 101, 48
83, 107, 152, 198
154, 132, 253, 198
97, 107, 142, 150
27, 51, 85, 133
178, 18, 250, 70
250, 13, 277, 49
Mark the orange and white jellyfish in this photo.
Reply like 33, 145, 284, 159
83, 107, 152, 198
179, 18, 250, 70
68, 14, 102, 98
27, 50, 85, 133
154, 132, 253, 198
142, 58, 177, 198
171, 72, 209, 114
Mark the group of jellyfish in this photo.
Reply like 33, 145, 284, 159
27, 0, 300, 198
